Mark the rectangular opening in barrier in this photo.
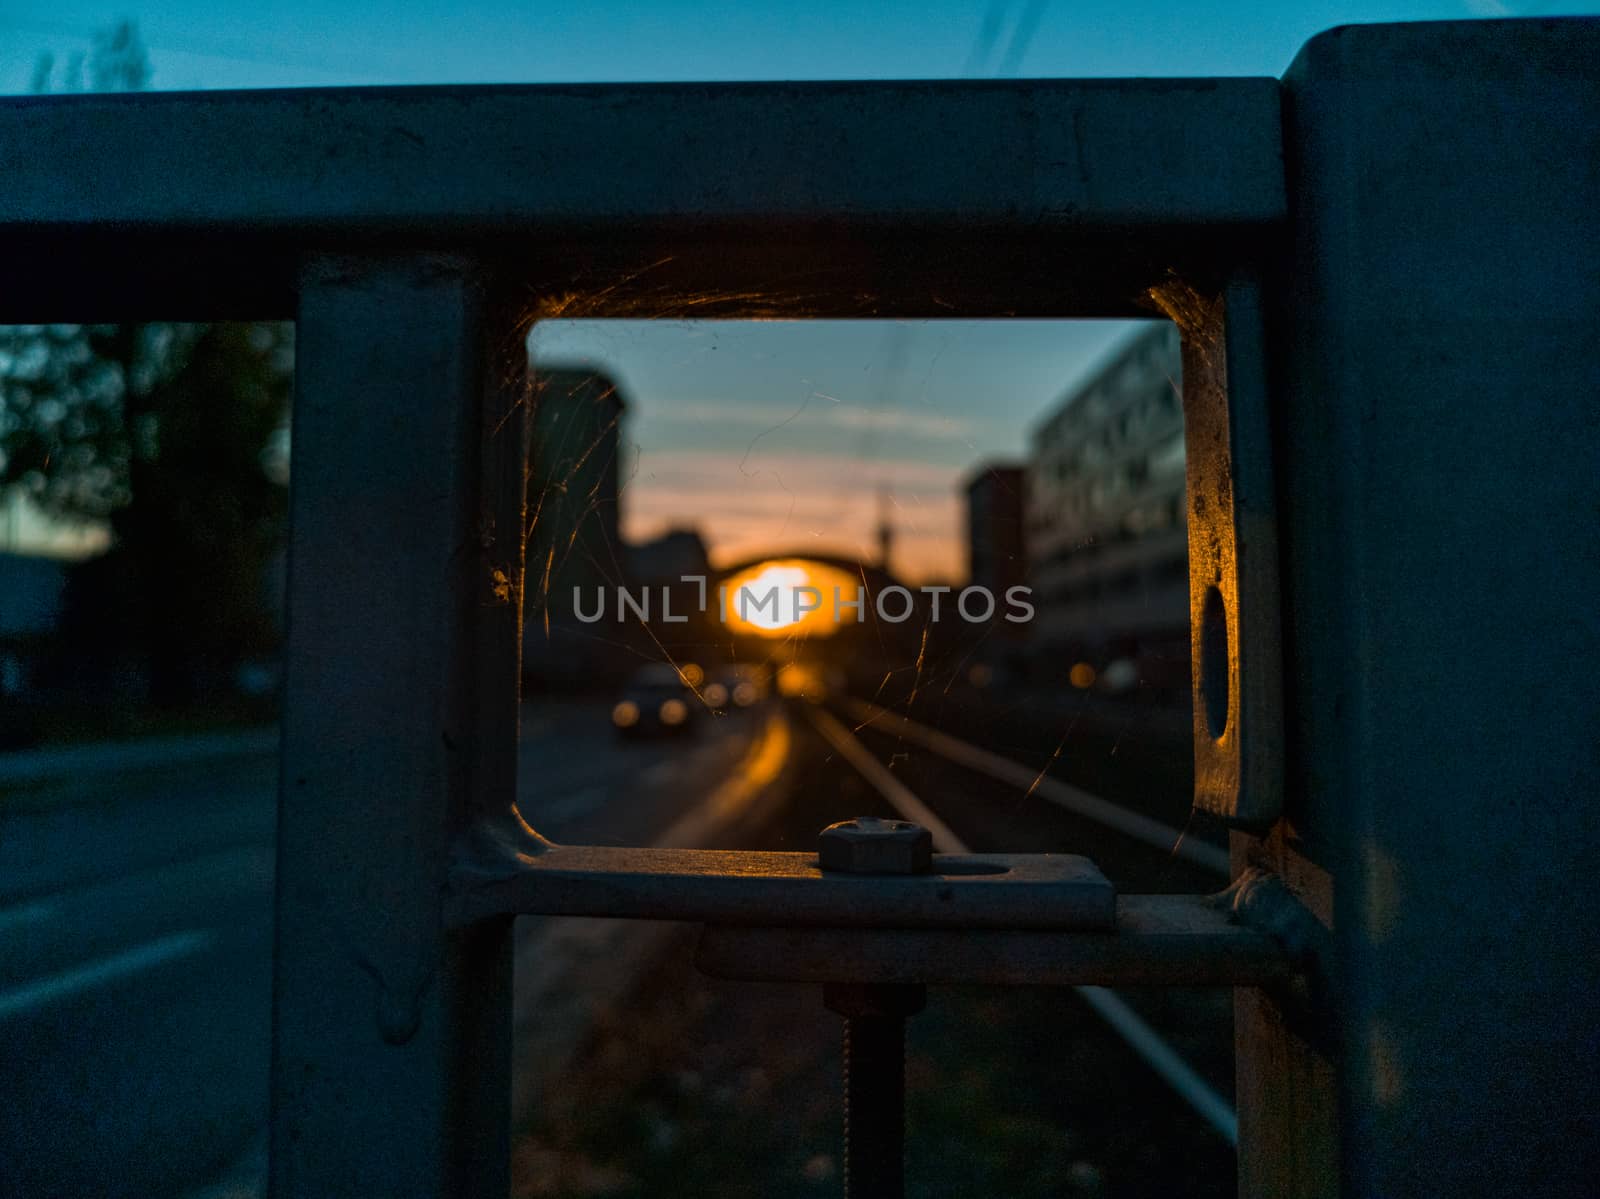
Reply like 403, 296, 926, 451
515, 315, 1204, 856
505, 313, 1239, 1192
518, 313, 1203, 845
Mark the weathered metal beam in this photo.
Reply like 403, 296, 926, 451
0, 80, 1282, 234
446, 845, 1116, 931
693, 895, 1293, 988
0, 79, 1283, 320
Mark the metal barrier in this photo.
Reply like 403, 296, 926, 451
3, 17, 1596, 1198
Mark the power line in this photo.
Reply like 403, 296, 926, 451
0, 16, 390, 82
960, 0, 1011, 76
995, 0, 1049, 76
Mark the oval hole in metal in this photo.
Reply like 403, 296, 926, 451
1201, 584, 1230, 740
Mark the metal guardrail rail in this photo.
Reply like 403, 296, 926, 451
839, 697, 1233, 875
3, 17, 1596, 1199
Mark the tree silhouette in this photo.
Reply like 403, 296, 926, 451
0, 22, 294, 711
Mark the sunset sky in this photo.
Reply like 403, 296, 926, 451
529, 319, 1146, 583
4, 0, 1590, 572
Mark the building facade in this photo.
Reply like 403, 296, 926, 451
1026, 322, 1188, 691
964, 464, 1026, 602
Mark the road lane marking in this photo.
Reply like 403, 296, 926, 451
811, 702, 1238, 1145
1075, 984, 1239, 1144
0, 929, 217, 1022
0, 899, 57, 934
805, 706, 965, 853
840, 697, 1230, 876
507, 707, 793, 1122
657, 708, 791, 849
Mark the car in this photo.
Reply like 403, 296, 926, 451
700, 663, 767, 713
612, 663, 697, 737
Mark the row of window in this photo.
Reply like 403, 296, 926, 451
1033, 325, 1182, 452
1039, 551, 1188, 607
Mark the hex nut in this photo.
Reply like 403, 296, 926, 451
817, 817, 933, 875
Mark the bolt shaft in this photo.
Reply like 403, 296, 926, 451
841, 1010, 905, 1199
817, 819, 931, 1199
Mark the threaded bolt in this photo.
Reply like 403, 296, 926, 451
827, 983, 924, 1198
818, 817, 933, 1198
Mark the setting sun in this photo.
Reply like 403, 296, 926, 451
720, 559, 860, 639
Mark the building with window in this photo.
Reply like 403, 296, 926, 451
964, 463, 1026, 600
1026, 322, 1188, 693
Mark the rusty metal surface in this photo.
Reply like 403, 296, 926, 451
694, 894, 1292, 987
446, 845, 1116, 931
1154, 273, 1284, 829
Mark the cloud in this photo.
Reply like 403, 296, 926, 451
641, 400, 800, 427
642, 397, 970, 440
826, 406, 969, 436
619, 448, 966, 581
625, 448, 961, 491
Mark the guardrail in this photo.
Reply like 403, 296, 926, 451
3, 17, 1595, 1199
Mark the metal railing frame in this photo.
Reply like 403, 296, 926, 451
3, 17, 1596, 1198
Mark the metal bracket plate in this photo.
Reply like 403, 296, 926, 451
1153, 275, 1284, 829
694, 894, 1293, 988
446, 844, 1116, 932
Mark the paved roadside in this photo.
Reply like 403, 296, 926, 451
171, 701, 797, 1199
0, 726, 278, 810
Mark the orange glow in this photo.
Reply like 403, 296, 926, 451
739, 710, 791, 790
673, 709, 792, 840
1070, 662, 1097, 689
777, 662, 822, 698
721, 559, 860, 639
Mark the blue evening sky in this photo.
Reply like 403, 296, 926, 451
3, 1, 1589, 576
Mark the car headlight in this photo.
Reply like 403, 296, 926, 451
658, 698, 688, 726
612, 700, 640, 728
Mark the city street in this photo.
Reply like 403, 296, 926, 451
510, 692, 1239, 1199
0, 699, 784, 1199
1, 683, 1229, 1198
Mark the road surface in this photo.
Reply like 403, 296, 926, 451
0, 700, 780, 1199
2, 685, 1217, 1198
